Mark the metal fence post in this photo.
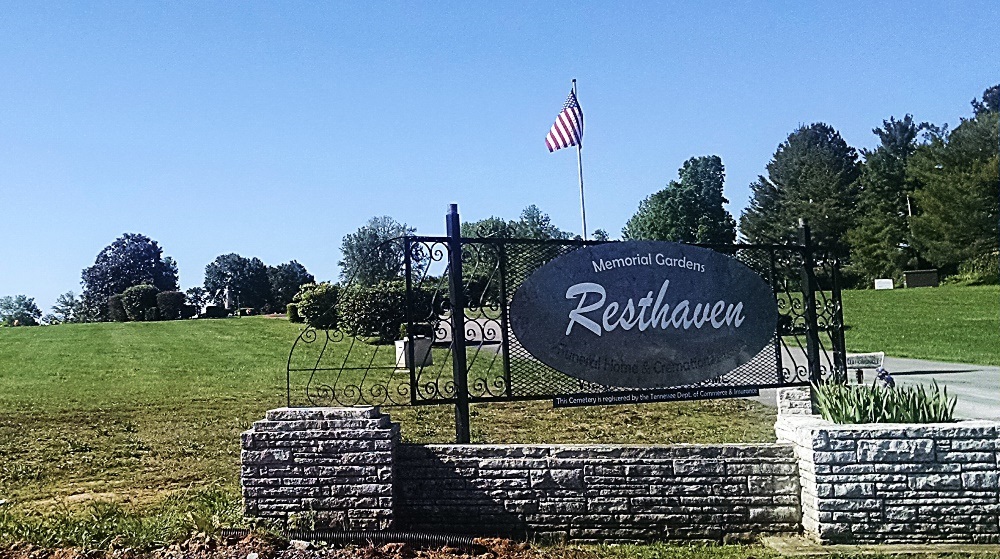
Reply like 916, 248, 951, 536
446, 204, 471, 443
497, 241, 513, 398
799, 219, 823, 413
768, 248, 784, 385
830, 257, 848, 384
403, 236, 418, 403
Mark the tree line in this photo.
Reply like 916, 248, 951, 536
623, 84, 999, 287
1, 233, 316, 326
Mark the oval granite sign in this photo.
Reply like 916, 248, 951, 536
509, 241, 778, 388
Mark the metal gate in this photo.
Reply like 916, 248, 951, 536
287, 205, 846, 439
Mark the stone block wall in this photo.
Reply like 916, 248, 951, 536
240, 403, 1000, 545
777, 384, 813, 415
394, 443, 800, 543
241, 407, 398, 530
776, 388, 1000, 544
240, 407, 800, 542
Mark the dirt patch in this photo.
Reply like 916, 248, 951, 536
0, 534, 557, 559
24, 487, 189, 511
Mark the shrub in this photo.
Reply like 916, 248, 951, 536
107, 295, 127, 322
122, 284, 160, 321
180, 304, 197, 319
156, 291, 186, 321
463, 271, 500, 308
293, 283, 340, 330
286, 303, 302, 323
337, 280, 437, 343
950, 251, 999, 285
814, 381, 957, 424
144, 307, 159, 322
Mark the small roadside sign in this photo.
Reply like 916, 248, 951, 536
846, 352, 885, 369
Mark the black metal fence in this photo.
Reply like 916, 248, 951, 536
287, 206, 846, 441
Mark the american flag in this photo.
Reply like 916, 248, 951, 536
545, 90, 584, 153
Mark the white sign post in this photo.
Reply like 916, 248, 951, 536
846, 352, 885, 369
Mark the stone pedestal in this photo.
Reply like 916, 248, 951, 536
241, 407, 398, 530
776, 387, 1000, 544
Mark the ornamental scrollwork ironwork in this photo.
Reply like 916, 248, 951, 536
287, 236, 847, 407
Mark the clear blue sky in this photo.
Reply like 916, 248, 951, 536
2, 2, 998, 314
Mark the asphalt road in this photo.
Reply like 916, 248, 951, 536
755, 356, 1000, 420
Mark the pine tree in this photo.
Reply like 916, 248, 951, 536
739, 123, 861, 255
909, 109, 999, 272
846, 115, 928, 285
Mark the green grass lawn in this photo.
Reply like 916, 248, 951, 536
842, 284, 1000, 366
0, 317, 775, 513
0, 284, 997, 553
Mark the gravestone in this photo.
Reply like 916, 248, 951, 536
904, 269, 939, 288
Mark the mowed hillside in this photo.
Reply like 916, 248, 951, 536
0, 317, 775, 506
842, 284, 1000, 366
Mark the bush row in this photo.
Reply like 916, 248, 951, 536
293, 281, 440, 343
107, 286, 195, 322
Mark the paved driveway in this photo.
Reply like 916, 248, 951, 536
754, 356, 1000, 420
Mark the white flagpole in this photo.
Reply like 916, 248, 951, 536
573, 79, 588, 240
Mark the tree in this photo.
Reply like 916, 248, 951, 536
156, 291, 186, 320
185, 286, 209, 310
81, 233, 179, 320
203, 254, 272, 310
268, 261, 315, 310
510, 205, 575, 240
293, 282, 340, 330
846, 115, 929, 285
740, 123, 861, 254
456, 206, 576, 304
0, 295, 42, 326
623, 155, 737, 244
339, 216, 418, 286
462, 206, 575, 240
52, 291, 81, 323
971, 84, 1000, 116
909, 109, 999, 272
592, 229, 610, 242
461, 216, 512, 238
72, 297, 102, 323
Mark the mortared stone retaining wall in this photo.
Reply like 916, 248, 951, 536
241, 397, 1000, 544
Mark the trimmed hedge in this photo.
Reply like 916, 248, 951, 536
286, 303, 303, 323
293, 283, 339, 330
108, 295, 127, 322
156, 291, 186, 321
122, 284, 160, 321
337, 280, 437, 343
